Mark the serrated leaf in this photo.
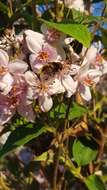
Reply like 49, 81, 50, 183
0, 124, 51, 158
85, 175, 106, 190
41, 19, 91, 47
72, 137, 98, 166
68, 103, 87, 120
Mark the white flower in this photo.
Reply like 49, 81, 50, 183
0, 49, 13, 95
55, 61, 79, 97
85, 45, 98, 63
77, 63, 102, 101
64, 0, 85, 12
41, 24, 66, 46
25, 71, 65, 112
93, 54, 107, 75
24, 29, 66, 72
0, 49, 28, 95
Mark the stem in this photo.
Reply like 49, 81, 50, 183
54, 0, 59, 21
85, 0, 91, 14
52, 98, 72, 189
31, 0, 38, 30
97, 128, 106, 161
8, 0, 13, 16
53, 146, 61, 190
52, 98, 63, 190
101, 3, 106, 17
52, 97, 72, 189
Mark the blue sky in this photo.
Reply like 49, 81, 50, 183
93, 1, 107, 29
93, 1, 105, 16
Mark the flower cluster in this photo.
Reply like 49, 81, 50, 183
0, 25, 106, 125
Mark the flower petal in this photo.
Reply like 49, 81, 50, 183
25, 30, 44, 54
62, 75, 77, 97
64, 37, 74, 45
79, 84, 91, 101
56, 45, 66, 61
86, 69, 102, 84
70, 64, 80, 75
9, 59, 28, 74
30, 43, 61, 72
0, 73, 13, 95
25, 29, 44, 40
0, 103, 15, 125
49, 78, 65, 95
0, 49, 9, 66
17, 104, 35, 122
26, 36, 43, 54
86, 45, 98, 63
30, 54, 45, 72
24, 71, 38, 86
101, 60, 107, 74
64, 0, 84, 12
39, 93, 53, 112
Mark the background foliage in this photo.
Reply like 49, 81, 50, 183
0, 0, 107, 190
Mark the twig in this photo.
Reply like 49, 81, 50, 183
53, 146, 61, 190
31, 0, 38, 30
52, 98, 72, 190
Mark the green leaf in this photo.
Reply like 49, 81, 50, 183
21, 12, 33, 26
72, 9, 103, 24
0, 124, 51, 158
50, 103, 67, 119
36, 0, 53, 3
41, 19, 91, 47
34, 151, 54, 163
0, 2, 8, 15
68, 103, 87, 120
85, 175, 106, 190
72, 137, 98, 166
49, 102, 87, 120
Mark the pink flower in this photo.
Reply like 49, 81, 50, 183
25, 71, 65, 112
30, 43, 60, 72
0, 76, 35, 124
64, 0, 84, 12
0, 94, 15, 125
41, 24, 65, 45
77, 64, 102, 101
0, 49, 13, 95
24, 30, 66, 72
55, 61, 79, 97
84, 45, 98, 64
92, 54, 107, 75
8, 75, 35, 122
0, 49, 28, 95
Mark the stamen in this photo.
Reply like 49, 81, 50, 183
0, 66, 7, 76
83, 75, 94, 86
95, 54, 103, 63
38, 81, 49, 95
9, 85, 20, 106
37, 51, 49, 62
